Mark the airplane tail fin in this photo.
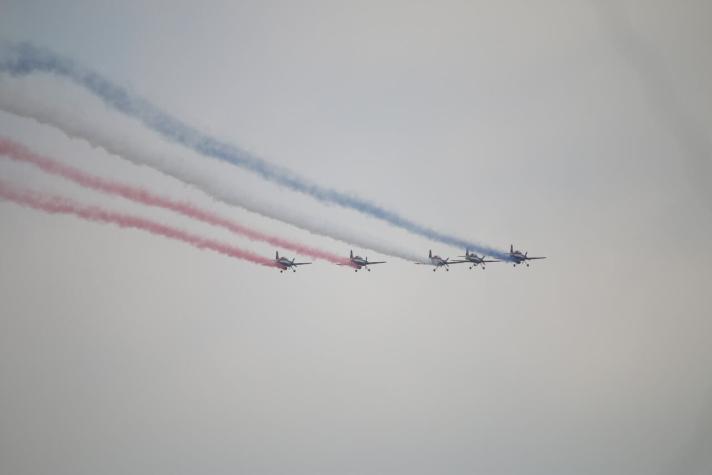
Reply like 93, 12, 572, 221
510, 244, 513, 253
429, 249, 432, 258
466, 248, 470, 256
276, 250, 279, 260
350, 250, 353, 259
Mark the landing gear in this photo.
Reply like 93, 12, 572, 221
367, 268, 371, 272
355, 269, 358, 272
280, 270, 283, 273
433, 268, 436, 272
446, 268, 449, 271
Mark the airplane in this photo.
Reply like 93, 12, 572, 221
339, 250, 386, 272
275, 251, 312, 273
459, 249, 500, 269
416, 250, 467, 271
508, 244, 547, 267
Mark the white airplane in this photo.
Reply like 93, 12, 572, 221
339, 250, 386, 272
508, 244, 547, 267
459, 249, 500, 269
416, 250, 467, 272
275, 251, 312, 273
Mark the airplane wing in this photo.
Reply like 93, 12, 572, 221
365, 261, 386, 265
292, 262, 312, 266
483, 259, 501, 263
526, 257, 547, 260
447, 260, 469, 264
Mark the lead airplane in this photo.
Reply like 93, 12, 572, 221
339, 250, 386, 272
275, 251, 312, 273
416, 250, 467, 271
508, 244, 547, 267
459, 249, 500, 269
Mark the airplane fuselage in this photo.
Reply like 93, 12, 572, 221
460, 250, 499, 269
466, 255, 485, 265
276, 257, 295, 270
510, 252, 527, 264
430, 256, 449, 267
351, 256, 368, 268
508, 245, 546, 267
346, 252, 385, 271
274, 251, 311, 272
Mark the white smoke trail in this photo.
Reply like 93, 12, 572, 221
0, 77, 426, 263
0, 41, 510, 260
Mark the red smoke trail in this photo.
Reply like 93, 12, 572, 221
0, 182, 277, 268
0, 138, 350, 265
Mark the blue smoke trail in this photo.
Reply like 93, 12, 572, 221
0, 41, 509, 260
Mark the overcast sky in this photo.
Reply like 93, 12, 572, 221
1, 1, 711, 474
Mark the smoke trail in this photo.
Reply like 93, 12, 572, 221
0, 137, 351, 265
0, 41, 508, 260
0, 181, 277, 268
0, 85, 426, 263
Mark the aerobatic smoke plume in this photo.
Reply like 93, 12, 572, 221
0, 138, 351, 265
0, 90, 426, 263
0, 182, 277, 268
0, 41, 508, 260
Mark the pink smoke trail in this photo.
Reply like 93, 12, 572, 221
0, 138, 351, 265
0, 181, 277, 268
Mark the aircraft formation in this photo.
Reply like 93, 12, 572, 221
0, 45, 550, 275
277, 246, 546, 273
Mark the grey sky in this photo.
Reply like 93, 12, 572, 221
1, 1, 711, 474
